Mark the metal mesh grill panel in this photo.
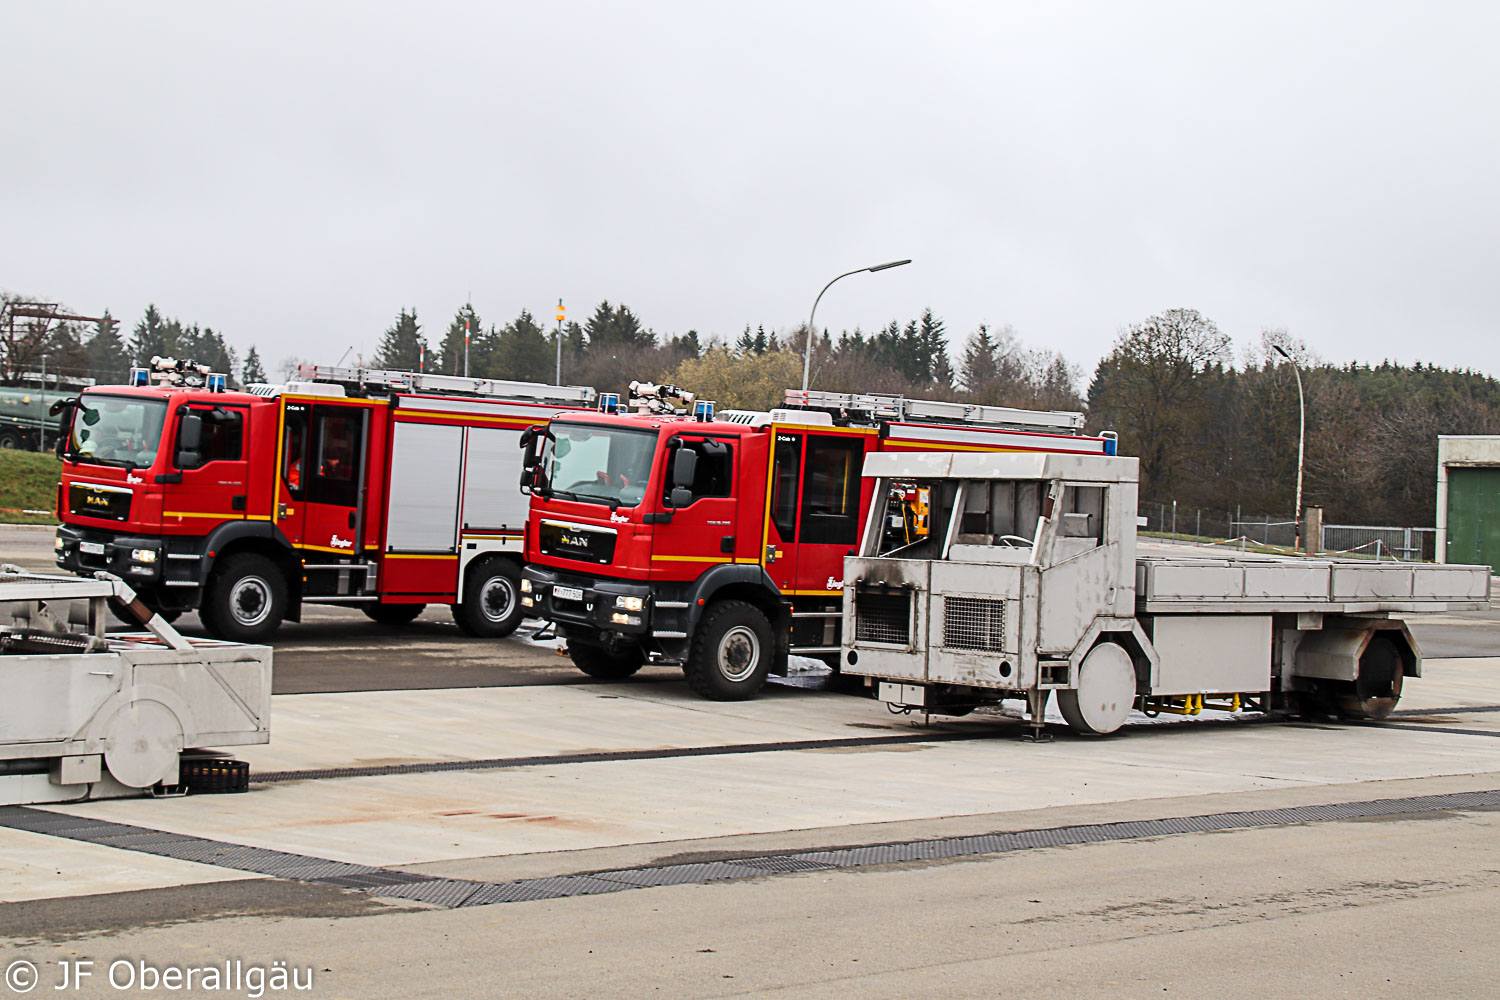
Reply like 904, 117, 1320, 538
943, 597, 1006, 652
854, 589, 910, 645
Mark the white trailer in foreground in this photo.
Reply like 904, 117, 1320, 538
840, 452, 1492, 738
0, 567, 271, 804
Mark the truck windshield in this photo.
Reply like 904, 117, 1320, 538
542, 423, 658, 508
66, 395, 168, 468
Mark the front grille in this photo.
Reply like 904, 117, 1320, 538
69, 483, 132, 521
854, 588, 911, 645
943, 596, 1006, 652
537, 520, 616, 564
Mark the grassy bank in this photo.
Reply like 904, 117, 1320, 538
0, 450, 60, 524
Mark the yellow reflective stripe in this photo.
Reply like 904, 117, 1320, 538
382, 552, 460, 560
164, 511, 272, 521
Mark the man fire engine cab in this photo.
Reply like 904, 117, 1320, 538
520, 382, 1115, 700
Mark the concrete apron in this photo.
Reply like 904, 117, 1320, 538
6, 657, 1500, 903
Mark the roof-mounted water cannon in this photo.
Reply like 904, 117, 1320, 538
145, 356, 228, 391
628, 380, 696, 415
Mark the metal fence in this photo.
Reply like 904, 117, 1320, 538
1140, 500, 1436, 561
1322, 525, 1437, 562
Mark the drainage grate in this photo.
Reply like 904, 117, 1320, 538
3, 788, 1496, 911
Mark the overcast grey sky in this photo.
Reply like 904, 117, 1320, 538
4, 1, 1497, 381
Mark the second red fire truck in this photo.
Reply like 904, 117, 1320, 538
520, 386, 1116, 699
54, 361, 595, 641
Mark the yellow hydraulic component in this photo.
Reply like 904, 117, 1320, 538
1142, 693, 1249, 716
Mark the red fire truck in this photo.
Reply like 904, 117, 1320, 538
54, 361, 594, 641
520, 387, 1117, 699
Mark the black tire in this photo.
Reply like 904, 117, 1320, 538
1335, 635, 1405, 721
452, 559, 523, 637
363, 602, 425, 625
0, 430, 21, 450
685, 600, 773, 701
569, 641, 646, 680
200, 553, 286, 642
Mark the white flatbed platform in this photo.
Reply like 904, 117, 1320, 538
1136, 554, 1492, 615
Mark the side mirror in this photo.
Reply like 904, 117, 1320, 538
176, 413, 204, 468
179, 413, 203, 451
518, 424, 545, 492
672, 447, 697, 489
669, 487, 693, 508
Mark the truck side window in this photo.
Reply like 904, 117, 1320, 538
801, 436, 862, 546
180, 408, 243, 466
308, 407, 363, 507
771, 435, 801, 542
282, 405, 308, 499
664, 439, 733, 504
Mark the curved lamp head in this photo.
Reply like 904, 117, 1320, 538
866, 259, 912, 273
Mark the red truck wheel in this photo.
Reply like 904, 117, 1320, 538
452, 559, 523, 638
363, 603, 425, 625
685, 600, 772, 701
201, 553, 285, 643
569, 642, 645, 680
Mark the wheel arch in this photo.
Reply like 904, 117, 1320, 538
201, 522, 302, 621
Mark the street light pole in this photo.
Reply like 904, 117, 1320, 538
801, 259, 912, 391
1274, 345, 1305, 546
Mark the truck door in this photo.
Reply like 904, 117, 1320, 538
787, 433, 867, 594
762, 432, 803, 592
651, 434, 738, 571
168, 402, 249, 523
275, 401, 368, 555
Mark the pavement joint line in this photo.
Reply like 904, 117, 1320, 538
1367, 722, 1500, 739
250, 731, 998, 783
252, 705, 1500, 785
2, 788, 1498, 910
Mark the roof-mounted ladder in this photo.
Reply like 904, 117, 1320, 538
295, 365, 596, 405
781, 388, 1085, 434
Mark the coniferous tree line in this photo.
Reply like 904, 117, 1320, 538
8, 291, 1493, 527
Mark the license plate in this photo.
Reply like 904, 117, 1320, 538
80, 541, 105, 556
552, 585, 584, 602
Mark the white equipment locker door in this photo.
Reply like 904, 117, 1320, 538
386, 422, 464, 552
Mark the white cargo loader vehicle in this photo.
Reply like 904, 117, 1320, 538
839, 451, 1492, 738
1, 566, 271, 804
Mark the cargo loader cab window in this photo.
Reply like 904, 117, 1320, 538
801, 436, 862, 545
308, 407, 363, 507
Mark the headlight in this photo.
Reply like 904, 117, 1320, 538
130, 548, 158, 563
520, 578, 532, 594
614, 595, 644, 611
521, 596, 534, 608
610, 613, 641, 626
54, 536, 64, 550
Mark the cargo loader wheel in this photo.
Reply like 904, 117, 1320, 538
363, 603, 425, 625
1335, 635, 1404, 721
1057, 642, 1135, 735
452, 559, 523, 638
569, 641, 646, 680
201, 553, 285, 642
685, 600, 772, 701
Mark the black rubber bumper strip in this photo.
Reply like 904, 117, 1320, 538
3, 787, 1497, 910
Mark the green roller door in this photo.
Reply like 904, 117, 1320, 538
1447, 467, 1500, 569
